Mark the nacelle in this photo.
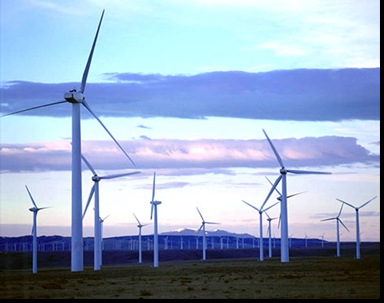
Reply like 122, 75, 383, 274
64, 89, 84, 103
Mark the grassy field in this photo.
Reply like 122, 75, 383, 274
0, 245, 380, 299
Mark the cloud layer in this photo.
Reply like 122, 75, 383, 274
1, 68, 380, 121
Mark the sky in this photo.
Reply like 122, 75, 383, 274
0, 0, 380, 242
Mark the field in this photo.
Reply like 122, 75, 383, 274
0, 244, 380, 299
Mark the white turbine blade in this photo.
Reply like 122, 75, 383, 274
264, 201, 279, 212
101, 214, 110, 222
262, 129, 284, 168
80, 9, 105, 93
100, 171, 140, 180
336, 198, 355, 209
241, 200, 260, 212
359, 196, 377, 209
82, 100, 136, 167
31, 224, 35, 236
206, 221, 220, 225
286, 169, 331, 175
265, 176, 282, 196
260, 175, 282, 211
151, 172, 156, 202
25, 185, 38, 208
150, 203, 154, 220
338, 218, 350, 232
196, 207, 204, 221
1, 100, 67, 118
337, 203, 345, 218
287, 191, 306, 199
320, 217, 336, 222
83, 184, 96, 219
197, 223, 204, 234
81, 154, 97, 175
133, 213, 141, 225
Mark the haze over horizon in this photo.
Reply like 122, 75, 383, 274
0, 0, 380, 242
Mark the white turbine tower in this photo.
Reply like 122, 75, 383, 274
25, 185, 50, 274
262, 129, 331, 262
98, 213, 110, 266
321, 203, 349, 257
1, 10, 136, 272
81, 154, 139, 270
336, 196, 377, 259
133, 213, 149, 264
150, 172, 162, 268
241, 199, 279, 261
196, 207, 219, 261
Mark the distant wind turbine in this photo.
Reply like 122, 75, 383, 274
196, 207, 219, 261
133, 213, 149, 264
150, 172, 162, 268
25, 185, 50, 274
81, 154, 140, 271
263, 129, 331, 262
321, 203, 349, 257
265, 211, 278, 258
98, 213, 110, 266
1, 10, 136, 272
336, 196, 377, 259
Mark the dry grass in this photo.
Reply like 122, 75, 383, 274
0, 252, 380, 299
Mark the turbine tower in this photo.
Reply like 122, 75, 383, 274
81, 154, 139, 270
25, 185, 50, 274
262, 129, 331, 262
196, 207, 219, 261
336, 196, 377, 259
321, 203, 349, 257
98, 213, 110, 266
133, 213, 148, 264
150, 172, 162, 268
1, 10, 136, 272
265, 211, 278, 258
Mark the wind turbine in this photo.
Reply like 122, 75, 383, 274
25, 185, 50, 274
133, 213, 148, 264
81, 154, 139, 270
196, 207, 219, 261
241, 198, 279, 261
262, 129, 331, 262
150, 172, 162, 268
336, 196, 377, 259
321, 203, 349, 257
265, 211, 278, 258
1, 10, 136, 272
98, 213, 110, 266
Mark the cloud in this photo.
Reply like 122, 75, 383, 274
0, 136, 379, 172
1, 68, 379, 121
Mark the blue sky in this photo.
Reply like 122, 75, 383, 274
0, 0, 380, 242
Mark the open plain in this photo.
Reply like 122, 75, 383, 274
0, 243, 380, 299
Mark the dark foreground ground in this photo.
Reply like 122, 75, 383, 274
0, 242, 380, 299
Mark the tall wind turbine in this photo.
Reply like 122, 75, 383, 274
133, 213, 149, 264
1, 10, 136, 272
241, 199, 279, 261
263, 129, 331, 262
336, 196, 377, 259
321, 203, 349, 257
196, 207, 219, 261
150, 172, 162, 268
25, 185, 50, 274
81, 154, 139, 270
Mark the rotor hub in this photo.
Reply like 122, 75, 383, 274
280, 167, 287, 175
64, 89, 84, 103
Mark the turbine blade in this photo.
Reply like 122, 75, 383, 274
337, 203, 344, 217
31, 224, 35, 236
320, 217, 336, 222
150, 203, 154, 220
263, 129, 284, 168
265, 176, 282, 196
150, 172, 157, 204
100, 171, 140, 180
336, 198, 356, 209
264, 201, 279, 212
83, 184, 96, 219
287, 191, 305, 199
241, 200, 259, 212
338, 218, 350, 232
196, 207, 204, 221
82, 100, 135, 167
133, 212, 141, 225
80, 9, 105, 93
260, 175, 282, 211
197, 223, 204, 234
359, 196, 377, 209
206, 221, 220, 225
286, 169, 331, 175
25, 185, 38, 208
1, 100, 67, 118
102, 214, 110, 221
81, 154, 97, 175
